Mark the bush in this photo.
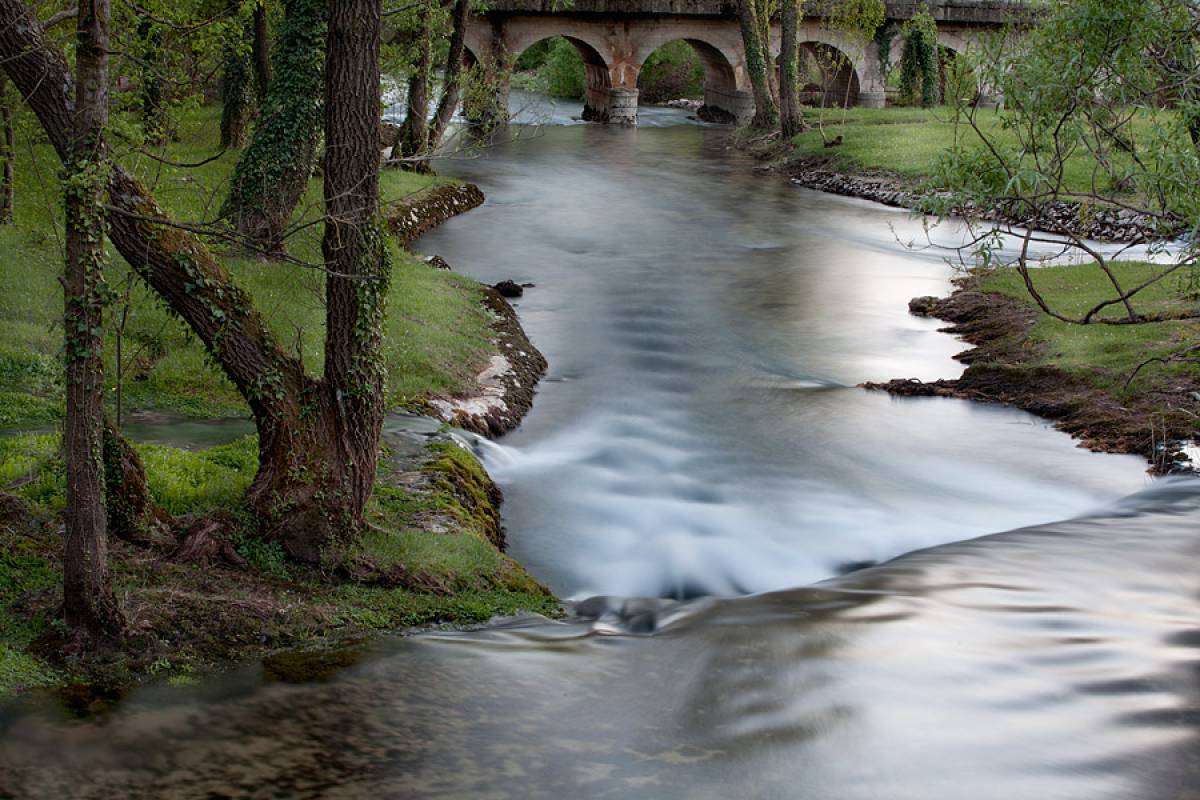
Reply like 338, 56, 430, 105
539, 38, 586, 99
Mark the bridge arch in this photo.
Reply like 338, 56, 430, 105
633, 34, 750, 123
506, 32, 623, 121
796, 41, 861, 108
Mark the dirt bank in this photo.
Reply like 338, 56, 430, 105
863, 284, 1200, 473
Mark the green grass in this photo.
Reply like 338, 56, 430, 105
979, 260, 1200, 392
788, 106, 1160, 195
0, 104, 493, 425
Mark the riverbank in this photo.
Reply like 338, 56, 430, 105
864, 263, 1200, 473
0, 107, 556, 699
742, 107, 1174, 242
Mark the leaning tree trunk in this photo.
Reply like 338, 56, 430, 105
737, 0, 778, 129
0, 75, 13, 223
63, 0, 125, 645
428, 0, 470, 149
395, 0, 432, 172
778, 0, 803, 138
220, 0, 325, 253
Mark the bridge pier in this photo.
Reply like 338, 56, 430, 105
857, 90, 887, 109
698, 87, 754, 124
582, 87, 639, 125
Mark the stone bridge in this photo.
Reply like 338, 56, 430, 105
463, 0, 1024, 124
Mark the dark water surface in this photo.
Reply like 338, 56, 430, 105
2, 109, 1198, 798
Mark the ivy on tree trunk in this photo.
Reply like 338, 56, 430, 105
737, 0, 778, 129
778, 0, 803, 138
220, 0, 325, 253
63, 0, 125, 645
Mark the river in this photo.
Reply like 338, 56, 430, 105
1, 98, 1197, 798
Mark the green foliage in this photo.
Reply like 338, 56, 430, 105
826, 0, 886, 47
514, 38, 553, 71
0, 540, 59, 694
135, 435, 257, 516
0, 433, 65, 514
898, 8, 939, 107
515, 38, 585, 99
638, 41, 705, 103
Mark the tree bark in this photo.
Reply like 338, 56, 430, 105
778, 0, 803, 138
312, 0, 389, 550
251, 0, 272, 99
737, 0, 778, 129
0, 75, 13, 224
755, 0, 778, 105
395, 0, 432, 172
63, 0, 124, 645
219, 0, 252, 149
428, 0, 470, 149
220, 0, 325, 252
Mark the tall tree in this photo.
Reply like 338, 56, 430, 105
736, 0, 778, 129
220, 0, 325, 252
63, 0, 125, 644
319, 0, 391, 545
778, 0, 803, 138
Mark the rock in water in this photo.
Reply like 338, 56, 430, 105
494, 280, 524, 298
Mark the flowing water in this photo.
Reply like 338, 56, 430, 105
2, 101, 1198, 798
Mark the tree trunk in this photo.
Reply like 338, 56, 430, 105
136, 20, 166, 142
220, 0, 325, 253
63, 0, 124, 645
395, 0, 432, 172
778, 0, 803, 138
428, 0, 470, 149
219, 2, 252, 150
0, 75, 13, 224
756, 0, 778, 105
251, 1, 272, 99
737, 0, 778, 129
311, 0, 389, 552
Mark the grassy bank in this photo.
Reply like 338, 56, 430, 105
1, 431, 555, 698
0, 105, 557, 698
978, 261, 1200, 395
786, 106, 1158, 196
882, 260, 1200, 469
0, 105, 493, 424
